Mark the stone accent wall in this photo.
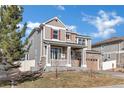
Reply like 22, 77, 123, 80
40, 57, 46, 68
71, 60, 80, 67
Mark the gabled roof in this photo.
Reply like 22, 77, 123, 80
28, 17, 91, 39
92, 36, 124, 47
42, 17, 67, 29
28, 27, 40, 38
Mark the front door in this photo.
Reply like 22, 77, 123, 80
51, 47, 61, 59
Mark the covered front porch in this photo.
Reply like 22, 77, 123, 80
43, 40, 87, 68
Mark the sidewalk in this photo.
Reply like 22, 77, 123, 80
99, 70, 124, 78
98, 84, 124, 88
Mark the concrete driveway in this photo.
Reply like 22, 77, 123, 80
98, 84, 124, 88
97, 70, 124, 88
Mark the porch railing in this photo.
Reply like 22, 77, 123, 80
50, 59, 67, 67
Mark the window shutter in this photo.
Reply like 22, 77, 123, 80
59, 29, 61, 40
51, 28, 53, 39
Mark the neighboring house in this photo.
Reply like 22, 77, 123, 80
92, 37, 124, 69
25, 17, 100, 71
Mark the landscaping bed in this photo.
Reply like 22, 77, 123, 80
2, 71, 124, 88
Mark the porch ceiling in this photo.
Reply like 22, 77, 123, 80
44, 40, 86, 48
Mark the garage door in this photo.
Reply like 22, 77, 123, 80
86, 58, 99, 71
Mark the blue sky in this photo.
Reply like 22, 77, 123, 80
22, 5, 124, 44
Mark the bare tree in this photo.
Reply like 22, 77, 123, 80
55, 60, 59, 79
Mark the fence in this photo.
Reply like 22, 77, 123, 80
19, 60, 35, 72
102, 60, 116, 70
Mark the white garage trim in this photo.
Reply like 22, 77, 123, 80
102, 60, 116, 70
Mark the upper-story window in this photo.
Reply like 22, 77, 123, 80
53, 30, 58, 39
66, 34, 70, 40
77, 38, 85, 45
78, 38, 82, 44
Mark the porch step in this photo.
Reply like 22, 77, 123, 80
45, 67, 87, 72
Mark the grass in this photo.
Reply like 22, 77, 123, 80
2, 71, 124, 88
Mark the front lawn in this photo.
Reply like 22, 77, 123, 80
3, 71, 124, 88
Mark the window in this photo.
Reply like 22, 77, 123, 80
66, 34, 70, 40
83, 39, 85, 42
108, 54, 111, 59
53, 30, 58, 39
51, 48, 61, 59
78, 38, 82, 45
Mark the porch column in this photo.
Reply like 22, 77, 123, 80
46, 44, 51, 66
67, 46, 71, 67
81, 48, 87, 68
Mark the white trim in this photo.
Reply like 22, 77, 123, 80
43, 26, 45, 39
97, 59, 99, 70
46, 63, 51, 66
67, 46, 72, 67
51, 39, 60, 41
44, 38, 66, 42
82, 65, 87, 68
118, 42, 120, 64
45, 24, 66, 30
103, 50, 124, 54
66, 64, 71, 67
40, 29, 43, 59
46, 45, 49, 65
46, 44, 51, 66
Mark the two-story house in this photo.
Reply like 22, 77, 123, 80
25, 17, 99, 71
92, 37, 124, 69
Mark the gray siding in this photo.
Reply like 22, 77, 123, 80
120, 41, 124, 50
92, 41, 124, 65
92, 46, 101, 52
102, 43, 119, 53
28, 30, 41, 64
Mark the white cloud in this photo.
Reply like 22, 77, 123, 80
56, 5, 65, 11
17, 21, 40, 37
82, 10, 124, 38
17, 24, 24, 30
27, 21, 40, 29
66, 25, 77, 32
